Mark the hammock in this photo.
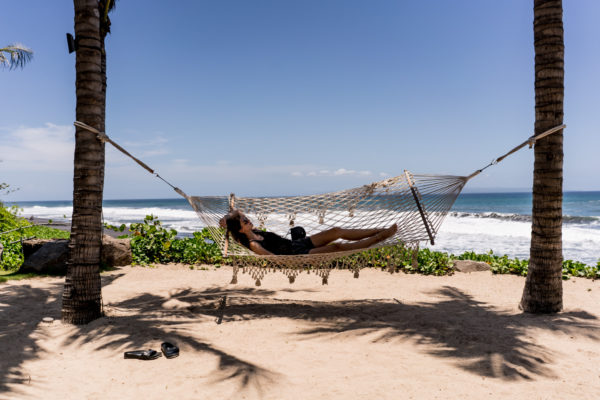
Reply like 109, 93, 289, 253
74, 121, 565, 284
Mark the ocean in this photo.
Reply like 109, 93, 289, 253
8, 191, 600, 265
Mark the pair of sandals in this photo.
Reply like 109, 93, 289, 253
124, 342, 179, 360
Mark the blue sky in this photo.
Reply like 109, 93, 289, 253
1, 0, 599, 201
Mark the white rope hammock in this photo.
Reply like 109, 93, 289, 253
74, 121, 565, 284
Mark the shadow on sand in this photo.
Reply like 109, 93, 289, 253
1, 274, 598, 397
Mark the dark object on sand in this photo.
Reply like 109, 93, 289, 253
124, 349, 162, 360
161, 342, 179, 359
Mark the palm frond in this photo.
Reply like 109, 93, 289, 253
0, 43, 33, 70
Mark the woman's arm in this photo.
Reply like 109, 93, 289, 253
249, 241, 274, 255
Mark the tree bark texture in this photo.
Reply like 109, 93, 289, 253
62, 0, 105, 324
521, 0, 564, 313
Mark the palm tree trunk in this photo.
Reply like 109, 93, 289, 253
520, 0, 564, 313
62, 0, 105, 324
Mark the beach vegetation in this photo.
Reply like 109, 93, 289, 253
0, 271, 42, 283
456, 250, 600, 280
1, 201, 70, 271
3, 211, 599, 282
121, 217, 599, 281
350, 246, 453, 276
127, 215, 223, 265
562, 259, 600, 280
128, 215, 177, 265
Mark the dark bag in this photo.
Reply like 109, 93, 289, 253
290, 226, 306, 241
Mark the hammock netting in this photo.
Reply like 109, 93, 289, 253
72, 120, 565, 285
185, 171, 467, 285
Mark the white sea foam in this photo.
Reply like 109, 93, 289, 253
428, 215, 600, 265
19, 205, 73, 221
19, 205, 202, 234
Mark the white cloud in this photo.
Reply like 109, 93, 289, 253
293, 168, 373, 177
0, 123, 74, 172
333, 168, 354, 175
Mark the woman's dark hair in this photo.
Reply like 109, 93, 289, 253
225, 210, 250, 248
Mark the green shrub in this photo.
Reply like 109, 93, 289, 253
169, 230, 223, 265
128, 215, 177, 264
342, 245, 452, 276
2, 186, 71, 272
58, 213, 600, 282
454, 250, 600, 280
127, 215, 224, 265
1, 224, 70, 271
562, 259, 600, 280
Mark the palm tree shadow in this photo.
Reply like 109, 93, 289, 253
191, 285, 599, 381
0, 272, 128, 395
3, 277, 598, 397
0, 277, 281, 397
62, 285, 284, 395
0, 281, 64, 396
396, 287, 599, 379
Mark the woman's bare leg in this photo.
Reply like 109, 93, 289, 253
309, 224, 397, 254
309, 227, 385, 248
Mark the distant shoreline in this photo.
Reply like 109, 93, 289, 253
26, 217, 70, 232
24, 217, 126, 238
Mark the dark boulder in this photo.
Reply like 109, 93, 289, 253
20, 239, 69, 274
19, 235, 132, 274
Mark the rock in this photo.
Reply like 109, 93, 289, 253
22, 238, 53, 259
453, 260, 491, 273
20, 235, 132, 275
20, 239, 69, 274
101, 235, 132, 266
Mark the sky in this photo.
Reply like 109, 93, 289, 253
1, 0, 599, 201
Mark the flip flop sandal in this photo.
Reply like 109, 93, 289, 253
161, 342, 179, 359
124, 349, 162, 360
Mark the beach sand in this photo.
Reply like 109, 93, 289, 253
1, 265, 599, 400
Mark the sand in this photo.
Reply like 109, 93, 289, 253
1, 265, 599, 400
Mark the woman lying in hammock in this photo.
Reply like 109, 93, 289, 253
221, 210, 397, 256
